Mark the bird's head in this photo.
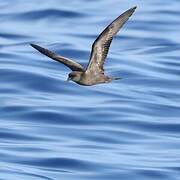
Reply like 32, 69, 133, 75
67, 71, 83, 82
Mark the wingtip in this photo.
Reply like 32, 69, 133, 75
127, 6, 137, 15
29, 43, 49, 56
30, 43, 38, 49
30, 43, 45, 53
130, 6, 137, 12
122, 6, 137, 17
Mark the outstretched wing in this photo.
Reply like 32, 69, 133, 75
86, 6, 136, 74
30, 44, 85, 72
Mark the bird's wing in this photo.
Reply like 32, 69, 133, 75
86, 6, 136, 74
30, 44, 85, 72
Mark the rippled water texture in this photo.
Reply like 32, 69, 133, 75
1, 0, 180, 179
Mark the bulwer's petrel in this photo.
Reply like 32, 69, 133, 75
30, 6, 137, 86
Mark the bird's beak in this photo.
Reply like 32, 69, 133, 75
67, 77, 71, 81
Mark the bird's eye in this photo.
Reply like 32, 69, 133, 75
69, 74, 74, 78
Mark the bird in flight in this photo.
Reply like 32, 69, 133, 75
30, 6, 136, 86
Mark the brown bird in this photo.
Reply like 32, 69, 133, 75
30, 6, 136, 86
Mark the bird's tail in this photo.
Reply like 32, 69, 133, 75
112, 77, 122, 80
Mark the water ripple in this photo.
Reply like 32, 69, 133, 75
0, 9, 86, 21
1, 1, 180, 180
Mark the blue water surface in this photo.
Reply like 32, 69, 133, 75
1, 0, 180, 179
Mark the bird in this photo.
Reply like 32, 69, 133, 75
30, 6, 136, 86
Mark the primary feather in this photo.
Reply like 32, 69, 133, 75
30, 44, 84, 72
86, 6, 137, 74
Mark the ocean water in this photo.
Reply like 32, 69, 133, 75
1, 0, 180, 179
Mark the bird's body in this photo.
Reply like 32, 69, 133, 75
31, 6, 136, 86
68, 71, 113, 86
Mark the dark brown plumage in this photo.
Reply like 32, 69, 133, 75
30, 6, 137, 86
